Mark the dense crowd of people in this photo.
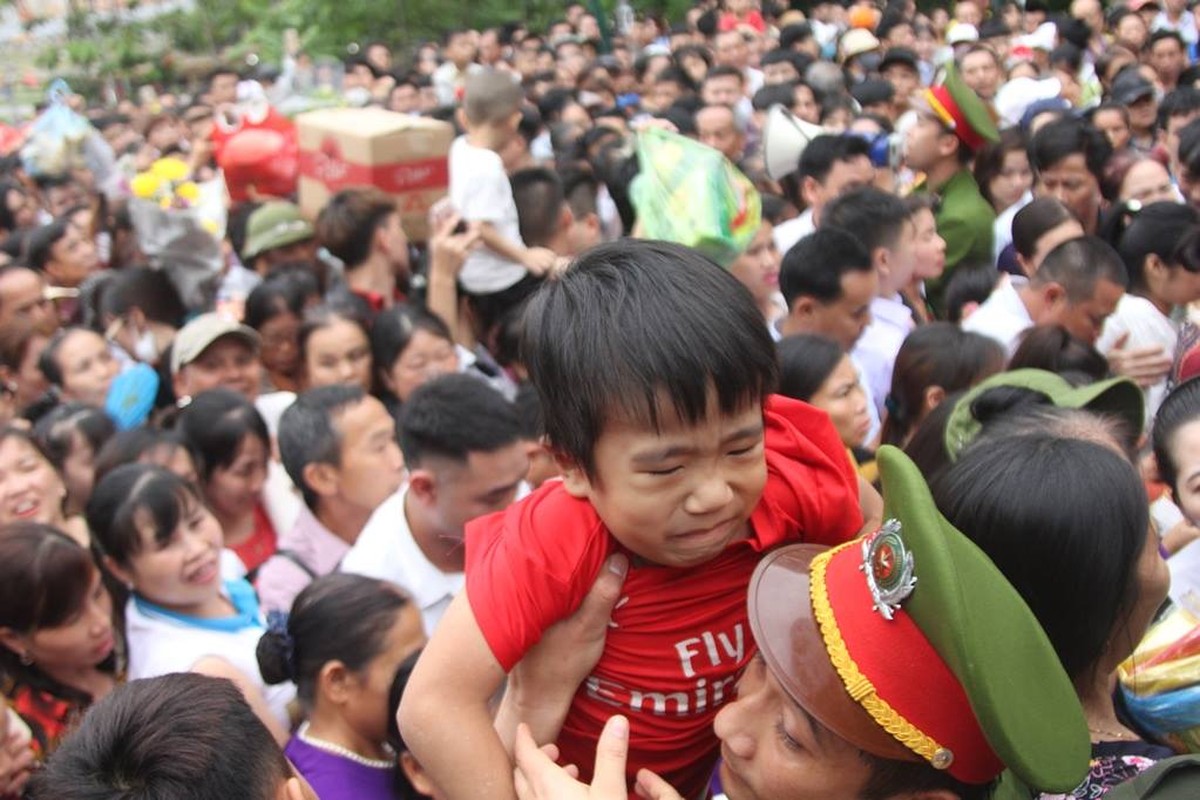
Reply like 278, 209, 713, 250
3, 0, 1200, 797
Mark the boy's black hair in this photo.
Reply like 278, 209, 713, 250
779, 227, 873, 306
522, 240, 778, 477
30, 673, 289, 800
822, 186, 911, 255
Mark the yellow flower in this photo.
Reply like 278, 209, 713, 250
176, 181, 200, 203
159, 197, 173, 210
130, 172, 161, 199
150, 157, 190, 182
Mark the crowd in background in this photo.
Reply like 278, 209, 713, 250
2, 0, 1200, 797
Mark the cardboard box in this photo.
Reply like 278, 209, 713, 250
297, 108, 454, 242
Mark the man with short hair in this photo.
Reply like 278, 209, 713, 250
696, 104, 746, 163
1149, 30, 1189, 91
510, 168, 601, 258
561, 169, 603, 255
773, 135, 875, 256
700, 65, 745, 108
907, 65, 999, 313
341, 373, 530, 635
388, 78, 420, 115
823, 188, 919, 418
958, 45, 1002, 102
759, 49, 808, 85
714, 30, 763, 94
25, 219, 99, 291
1028, 117, 1112, 235
878, 47, 922, 115
433, 29, 482, 106
205, 67, 240, 106
1159, 87, 1200, 177
778, 227, 878, 350
315, 187, 411, 315
964, 235, 1127, 354
0, 265, 57, 335
31, 674, 317, 800
257, 385, 406, 614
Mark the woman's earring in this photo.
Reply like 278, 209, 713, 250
19, 651, 33, 665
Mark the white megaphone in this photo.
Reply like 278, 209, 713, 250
762, 105, 832, 181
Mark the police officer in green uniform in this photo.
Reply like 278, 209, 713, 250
907, 64, 1000, 317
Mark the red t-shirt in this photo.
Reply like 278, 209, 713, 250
466, 395, 862, 799
233, 504, 277, 576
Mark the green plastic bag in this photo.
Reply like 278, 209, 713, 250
629, 126, 761, 267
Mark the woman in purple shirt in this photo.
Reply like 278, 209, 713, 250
258, 573, 426, 800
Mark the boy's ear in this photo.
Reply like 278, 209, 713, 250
553, 450, 591, 499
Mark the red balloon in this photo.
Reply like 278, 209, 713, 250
218, 126, 299, 202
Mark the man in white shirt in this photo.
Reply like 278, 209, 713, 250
773, 135, 875, 257
964, 235, 1127, 356
341, 373, 529, 636
432, 30, 483, 107
824, 188, 919, 419
778, 226, 883, 440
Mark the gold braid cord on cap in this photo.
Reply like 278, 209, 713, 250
809, 541, 949, 765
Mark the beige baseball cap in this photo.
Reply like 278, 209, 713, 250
170, 313, 261, 375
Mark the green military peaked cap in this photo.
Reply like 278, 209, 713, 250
750, 446, 1090, 791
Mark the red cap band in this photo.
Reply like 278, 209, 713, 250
812, 541, 1004, 784
926, 85, 986, 153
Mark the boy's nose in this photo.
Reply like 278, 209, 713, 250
684, 473, 734, 516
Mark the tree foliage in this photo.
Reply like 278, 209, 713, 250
34, 0, 696, 92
